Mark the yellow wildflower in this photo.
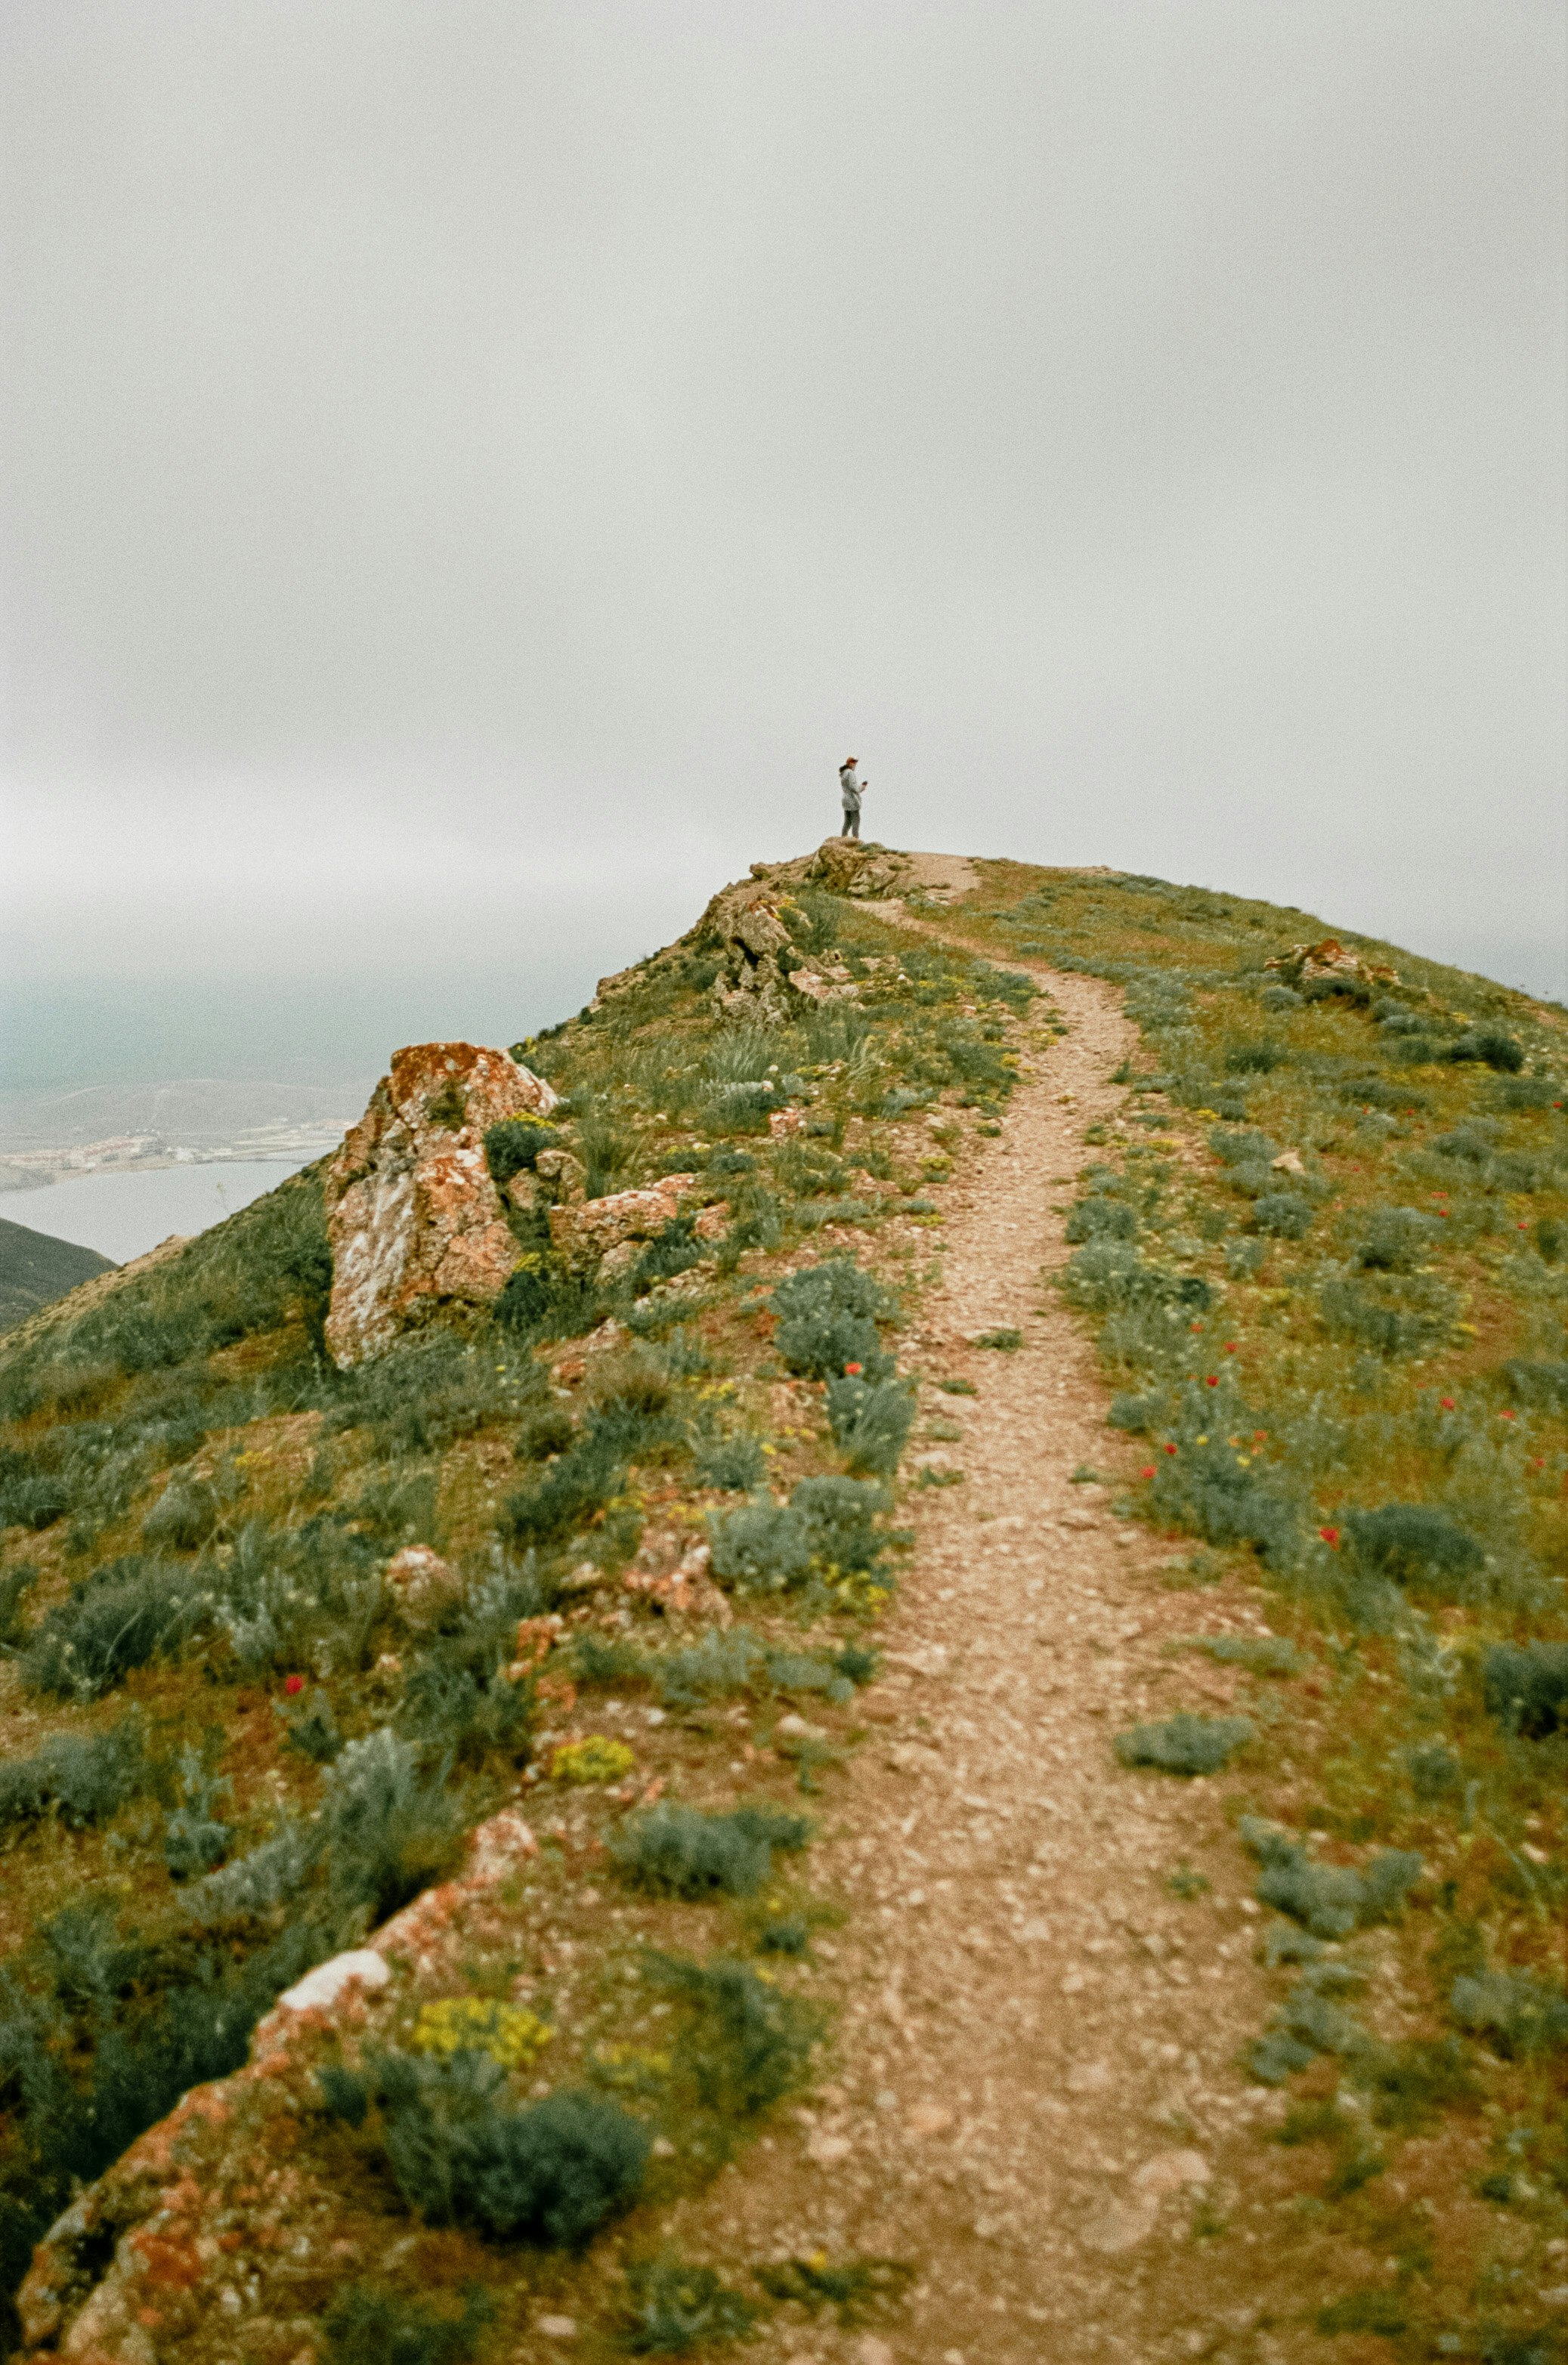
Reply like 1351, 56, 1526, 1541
412, 1996, 552, 2070
550, 1735, 636, 1785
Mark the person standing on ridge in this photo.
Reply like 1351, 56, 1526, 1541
839, 756, 864, 840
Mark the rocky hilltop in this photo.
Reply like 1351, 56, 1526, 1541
0, 844, 1563, 2365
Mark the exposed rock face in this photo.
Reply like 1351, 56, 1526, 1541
323, 1043, 558, 1367
15, 1812, 539, 2356
694, 877, 859, 1025
1263, 938, 1400, 997
547, 1173, 702, 1272
755, 838, 979, 905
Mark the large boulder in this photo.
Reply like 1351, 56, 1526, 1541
323, 1042, 558, 1366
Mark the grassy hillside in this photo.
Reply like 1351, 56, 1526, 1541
0, 1215, 115, 1335
0, 858, 1561, 2358
0, 879, 1039, 2346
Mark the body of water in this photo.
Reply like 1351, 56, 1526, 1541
8, 1159, 316, 1265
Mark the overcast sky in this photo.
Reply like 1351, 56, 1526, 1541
2, 0, 1563, 1091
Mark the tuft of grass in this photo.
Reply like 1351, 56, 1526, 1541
620, 2255, 759, 2354
608, 1805, 811, 1900
753, 2255, 914, 2323
323, 2285, 496, 2365
824, 1374, 914, 1475
651, 1953, 821, 2119
1189, 1634, 1306, 1677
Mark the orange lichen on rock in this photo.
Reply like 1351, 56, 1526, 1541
323, 1040, 558, 1366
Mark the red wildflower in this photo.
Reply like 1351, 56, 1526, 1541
1205, 1375, 1220, 1387
1440, 1396, 1455, 1410
1254, 1430, 1267, 1440
1499, 1409, 1515, 1421
1223, 1342, 1239, 1354
843, 1362, 864, 1377
1140, 1466, 1156, 1479
1319, 1527, 1340, 1547
1164, 1442, 1178, 1455
284, 1674, 304, 1696
1189, 1322, 1204, 1334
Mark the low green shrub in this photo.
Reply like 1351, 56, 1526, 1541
502, 1427, 626, 1547
0, 1464, 73, 1532
630, 1219, 706, 1290
1354, 1207, 1440, 1273
323, 2051, 649, 2248
824, 1375, 914, 1476
1249, 1192, 1314, 1241
609, 1804, 810, 1900
211, 1516, 385, 1682
1061, 1241, 1211, 1316
769, 1260, 894, 1383
790, 1476, 891, 1577
1344, 1504, 1483, 1593
1481, 1642, 1568, 1738
1225, 1039, 1288, 1074
141, 1474, 221, 1551
1319, 1272, 1455, 1358
692, 1433, 767, 1492
493, 1261, 598, 1344
1064, 1197, 1137, 1244
707, 1476, 891, 1597
1449, 1968, 1568, 2057
1446, 1028, 1523, 1072
277, 1686, 343, 1764
20, 1557, 197, 1700
707, 1500, 811, 1591
1146, 1438, 1299, 1563
1240, 1819, 1422, 1939
0, 1563, 38, 1646
1114, 1713, 1253, 1776
753, 2255, 914, 2321
620, 2255, 759, 2354
514, 1405, 577, 1462
161, 1742, 233, 1879
482, 1118, 557, 1187
0, 1714, 148, 1835
1500, 1357, 1568, 1411
1193, 1634, 1305, 1677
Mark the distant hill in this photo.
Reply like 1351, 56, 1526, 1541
0, 1213, 116, 1331
0, 1076, 370, 1154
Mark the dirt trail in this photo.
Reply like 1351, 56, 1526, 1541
670, 963, 1304, 2365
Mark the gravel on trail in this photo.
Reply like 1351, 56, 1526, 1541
660, 959, 1324, 2365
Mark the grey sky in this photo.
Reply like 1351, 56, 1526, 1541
3, 0, 1563, 1090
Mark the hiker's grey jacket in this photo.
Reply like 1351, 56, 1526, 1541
840, 765, 862, 809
